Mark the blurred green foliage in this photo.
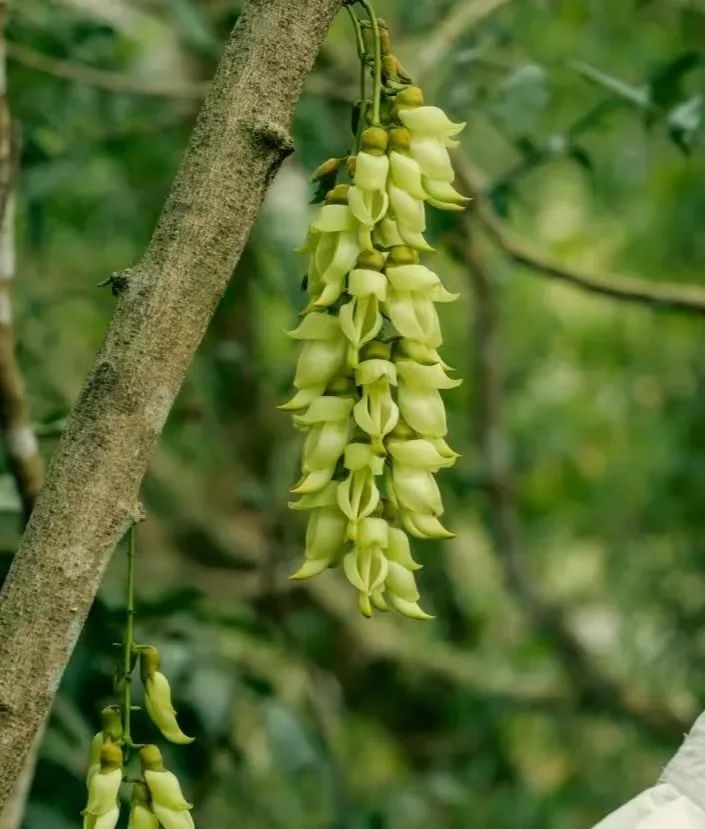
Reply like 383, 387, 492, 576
2, 0, 705, 827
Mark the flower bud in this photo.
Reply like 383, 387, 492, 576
395, 86, 425, 110
311, 157, 345, 183
387, 246, 419, 267
356, 249, 386, 271
140, 646, 194, 745
360, 127, 389, 155
389, 127, 411, 153
324, 184, 350, 205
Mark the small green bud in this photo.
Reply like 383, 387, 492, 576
360, 127, 389, 155
356, 249, 386, 271
387, 245, 420, 266
388, 127, 411, 153
100, 704, 124, 742
395, 86, 425, 109
324, 184, 350, 205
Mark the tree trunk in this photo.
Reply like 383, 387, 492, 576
0, 0, 342, 809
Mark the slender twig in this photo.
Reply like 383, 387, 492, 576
358, 0, 382, 124
452, 220, 686, 742
414, 0, 512, 79
455, 161, 705, 316
7, 42, 209, 100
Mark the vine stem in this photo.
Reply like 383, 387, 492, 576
358, 0, 382, 125
345, 4, 368, 152
122, 522, 137, 749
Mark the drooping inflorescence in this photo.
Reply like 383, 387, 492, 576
283, 3, 468, 619
81, 526, 196, 828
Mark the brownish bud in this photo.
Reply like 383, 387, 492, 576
356, 249, 386, 271
388, 127, 411, 153
395, 86, 424, 109
140, 744, 165, 773
100, 741, 123, 771
325, 184, 350, 205
387, 245, 420, 266
361, 341, 391, 361
311, 157, 344, 183
346, 155, 357, 176
360, 127, 389, 155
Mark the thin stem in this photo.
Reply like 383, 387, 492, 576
346, 4, 368, 152
122, 522, 137, 747
359, 0, 382, 125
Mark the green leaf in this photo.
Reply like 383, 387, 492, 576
491, 63, 550, 139
570, 60, 654, 111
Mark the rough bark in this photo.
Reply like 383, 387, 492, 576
0, 0, 342, 809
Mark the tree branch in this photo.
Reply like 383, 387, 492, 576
7, 42, 209, 100
414, 0, 512, 79
456, 161, 705, 316
453, 220, 688, 743
0, 0, 342, 809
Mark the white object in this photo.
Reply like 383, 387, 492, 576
594, 713, 705, 828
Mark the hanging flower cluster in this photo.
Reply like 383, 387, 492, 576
283, 4, 468, 619
82, 527, 196, 827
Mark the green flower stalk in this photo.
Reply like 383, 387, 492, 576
283, 4, 468, 619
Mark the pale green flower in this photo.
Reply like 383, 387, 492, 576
336, 442, 385, 537
339, 267, 387, 361
141, 746, 194, 829
280, 312, 347, 410
291, 504, 348, 579
304, 187, 362, 307
385, 256, 458, 349
291, 396, 355, 494
82, 743, 122, 829
344, 516, 389, 617
395, 359, 462, 438
353, 358, 399, 451
399, 106, 465, 142
422, 177, 471, 211
139, 646, 194, 745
